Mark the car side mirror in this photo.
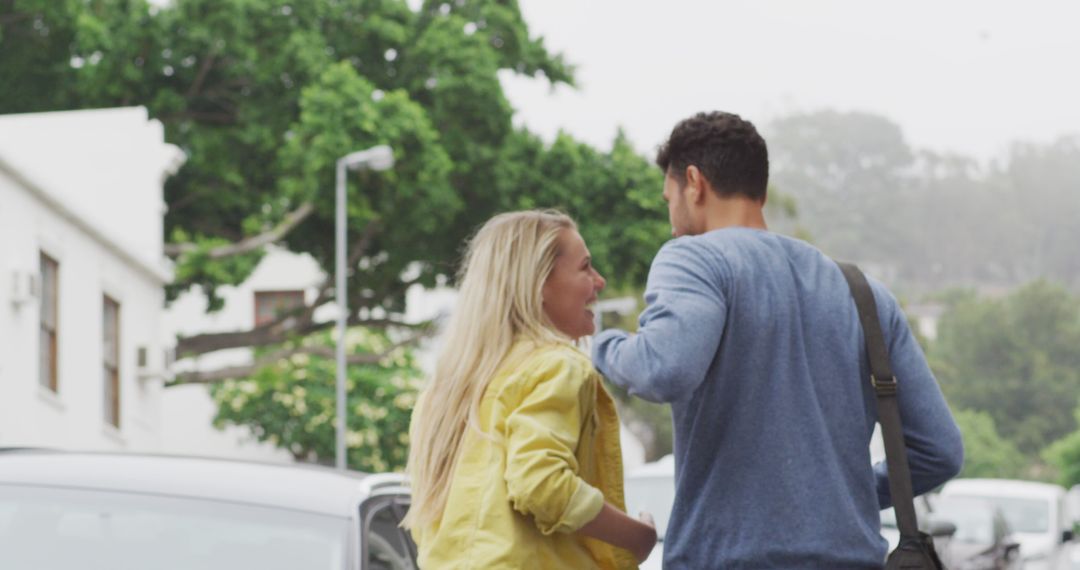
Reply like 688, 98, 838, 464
926, 519, 956, 538
1062, 529, 1074, 543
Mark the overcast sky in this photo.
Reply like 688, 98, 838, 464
499, 0, 1080, 163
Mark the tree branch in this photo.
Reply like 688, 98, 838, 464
167, 326, 433, 387
164, 202, 315, 259
171, 219, 393, 358
157, 110, 237, 125
186, 51, 218, 98
301, 221, 382, 325
174, 313, 430, 357
349, 219, 382, 268
0, 13, 31, 25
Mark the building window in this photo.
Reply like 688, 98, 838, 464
39, 252, 59, 392
103, 296, 120, 428
254, 290, 305, 327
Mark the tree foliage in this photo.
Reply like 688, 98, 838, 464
0, 0, 669, 356
951, 408, 1026, 479
210, 328, 422, 472
1, 0, 674, 464
930, 282, 1080, 456
1043, 403, 1080, 488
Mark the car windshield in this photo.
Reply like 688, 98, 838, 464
0, 484, 348, 570
623, 474, 675, 539
951, 493, 1049, 534
931, 497, 995, 544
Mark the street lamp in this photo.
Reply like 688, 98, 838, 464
335, 144, 394, 471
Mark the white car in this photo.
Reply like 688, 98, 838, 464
0, 449, 417, 570
941, 478, 1077, 570
623, 455, 675, 570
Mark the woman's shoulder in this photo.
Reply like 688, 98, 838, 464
522, 341, 598, 376
497, 341, 598, 397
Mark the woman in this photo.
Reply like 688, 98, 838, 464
404, 210, 656, 569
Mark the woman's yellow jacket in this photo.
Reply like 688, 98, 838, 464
411, 341, 638, 569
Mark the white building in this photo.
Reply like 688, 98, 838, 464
0, 107, 184, 451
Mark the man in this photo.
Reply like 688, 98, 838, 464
592, 111, 963, 568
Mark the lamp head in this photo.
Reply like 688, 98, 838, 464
341, 145, 394, 172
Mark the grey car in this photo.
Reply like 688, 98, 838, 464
0, 449, 417, 570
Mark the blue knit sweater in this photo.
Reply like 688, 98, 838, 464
593, 228, 963, 569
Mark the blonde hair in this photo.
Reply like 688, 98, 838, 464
403, 209, 576, 530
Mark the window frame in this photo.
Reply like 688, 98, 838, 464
103, 295, 121, 428
38, 252, 59, 392
253, 290, 306, 328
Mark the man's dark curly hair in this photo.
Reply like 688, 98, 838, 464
656, 111, 769, 201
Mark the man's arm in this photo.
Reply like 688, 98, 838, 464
873, 286, 964, 508
592, 240, 728, 403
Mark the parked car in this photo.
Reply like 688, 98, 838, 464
941, 478, 1077, 570
926, 495, 1023, 570
0, 449, 417, 570
623, 455, 675, 570
880, 495, 963, 558
627, 454, 964, 569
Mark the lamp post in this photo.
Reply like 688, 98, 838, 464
335, 144, 394, 471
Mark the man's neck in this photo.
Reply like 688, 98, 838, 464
702, 196, 769, 233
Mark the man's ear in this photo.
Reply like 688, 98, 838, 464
685, 165, 708, 205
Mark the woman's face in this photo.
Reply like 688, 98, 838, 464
542, 228, 607, 339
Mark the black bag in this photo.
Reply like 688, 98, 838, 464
835, 261, 946, 570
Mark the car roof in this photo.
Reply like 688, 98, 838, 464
0, 449, 407, 518
627, 454, 675, 478
941, 478, 1066, 500
932, 494, 998, 513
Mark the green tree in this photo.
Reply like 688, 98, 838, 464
210, 328, 422, 471
1, 0, 673, 465
951, 408, 1026, 479
1043, 403, 1080, 488
0, 0, 667, 365
930, 281, 1080, 456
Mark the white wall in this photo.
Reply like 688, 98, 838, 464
165, 248, 330, 374
0, 106, 181, 453
0, 169, 165, 451
0, 107, 181, 267
161, 248, 328, 463
159, 383, 293, 462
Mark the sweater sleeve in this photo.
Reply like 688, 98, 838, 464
592, 239, 728, 402
873, 285, 964, 508
502, 350, 605, 535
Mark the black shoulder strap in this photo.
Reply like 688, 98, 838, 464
835, 261, 921, 539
